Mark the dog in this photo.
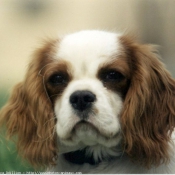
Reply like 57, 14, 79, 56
1, 30, 175, 173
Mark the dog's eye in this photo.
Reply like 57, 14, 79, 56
49, 73, 67, 85
103, 70, 125, 82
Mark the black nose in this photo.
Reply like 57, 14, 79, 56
70, 90, 96, 112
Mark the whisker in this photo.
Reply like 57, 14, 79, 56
34, 124, 56, 143
42, 76, 51, 102
44, 115, 57, 126
49, 93, 62, 98
38, 63, 53, 77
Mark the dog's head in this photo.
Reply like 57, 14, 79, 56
1, 30, 175, 168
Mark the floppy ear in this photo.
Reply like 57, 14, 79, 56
0, 41, 58, 168
120, 36, 175, 167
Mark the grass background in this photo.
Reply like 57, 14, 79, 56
0, 90, 36, 173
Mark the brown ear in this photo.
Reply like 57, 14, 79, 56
0, 42, 58, 168
120, 36, 175, 167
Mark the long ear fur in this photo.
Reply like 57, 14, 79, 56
120, 36, 175, 167
0, 41, 58, 168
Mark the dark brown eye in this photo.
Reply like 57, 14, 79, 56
102, 70, 125, 82
49, 73, 68, 85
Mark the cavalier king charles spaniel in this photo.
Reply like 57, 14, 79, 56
1, 30, 175, 173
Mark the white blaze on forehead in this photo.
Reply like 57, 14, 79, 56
56, 30, 121, 78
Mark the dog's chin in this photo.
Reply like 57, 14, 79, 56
58, 121, 122, 165
59, 120, 122, 149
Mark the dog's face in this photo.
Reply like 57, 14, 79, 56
1, 30, 175, 168
48, 31, 128, 148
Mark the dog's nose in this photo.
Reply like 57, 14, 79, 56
70, 90, 96, 112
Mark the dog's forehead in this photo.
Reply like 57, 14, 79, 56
56, 31, 121, 77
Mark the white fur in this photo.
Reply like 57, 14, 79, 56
48, 30, 175, 174
54, 31, 123, 149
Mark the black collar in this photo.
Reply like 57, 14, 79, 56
63, 147, 116, 165
63, 148, 101, 165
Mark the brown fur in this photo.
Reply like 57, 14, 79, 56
0, 40, 59, 168
120, 35, 175, 167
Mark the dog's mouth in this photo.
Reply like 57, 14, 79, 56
72, 120, 99, 134
59, 119, 122, 150
72, 120, 118, 145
